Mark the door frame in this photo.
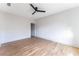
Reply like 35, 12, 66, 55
31, 23, 35, 38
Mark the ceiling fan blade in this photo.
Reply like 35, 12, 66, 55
37, 10, 46, 12
30, 4, 36, 10
32, 11, 36, 15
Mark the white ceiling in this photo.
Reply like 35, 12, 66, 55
0, 3, 79, 20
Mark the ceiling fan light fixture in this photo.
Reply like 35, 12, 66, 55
30, 4, 46, 15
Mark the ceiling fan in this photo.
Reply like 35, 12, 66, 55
30, 4, 46, 15
7, 3, 11, 6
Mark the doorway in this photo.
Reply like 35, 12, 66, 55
31, 23, 35, 37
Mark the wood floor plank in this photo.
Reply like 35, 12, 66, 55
0, 37, 79, 56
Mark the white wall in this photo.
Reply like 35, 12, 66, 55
0, 11, 33, 44
35, 7, 79, 48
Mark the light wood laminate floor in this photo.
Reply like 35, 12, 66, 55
0, 37, 79, 56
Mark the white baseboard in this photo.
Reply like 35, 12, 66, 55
36, 36, 79, 48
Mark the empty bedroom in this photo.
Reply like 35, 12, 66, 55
0, 3, 79, 56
